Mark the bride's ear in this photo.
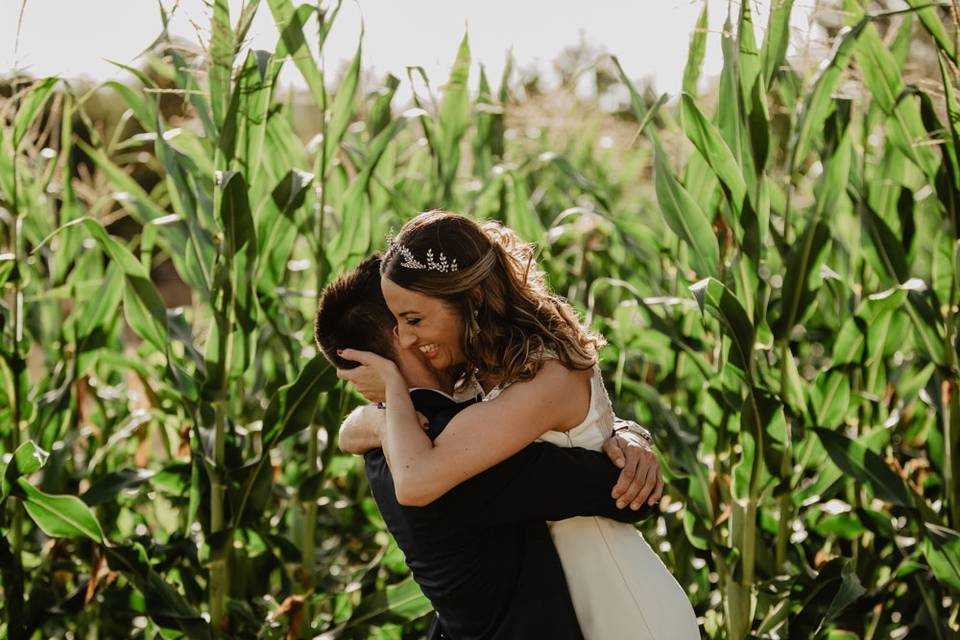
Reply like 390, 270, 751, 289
469, 287, 483, 308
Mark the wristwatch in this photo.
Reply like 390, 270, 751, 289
612, 419, 653, 445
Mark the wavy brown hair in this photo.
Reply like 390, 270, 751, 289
381, 210, 604, 388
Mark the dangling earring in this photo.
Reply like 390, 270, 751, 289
471, 307, 481, 337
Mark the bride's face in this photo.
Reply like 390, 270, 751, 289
381, 275, 466, 371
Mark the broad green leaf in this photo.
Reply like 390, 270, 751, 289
682, 3, 708, 96
653, 146, 719, 278
505, 170, 545, 242
438, 32, 471, 190
13, 77, 58, 150
773, 219, 831, 339
14, 478, 105, 542
854, 23, 938, 178
234, 355, 336, 524
220, 49, 278, 183
905, 0, 956, 62
690, 277, 755, 380
793, 20, 865, 166
734, 391, 783, 501
254, 168, 313, 291
104, 79, 158, 130
80, 468, 157, 507
813, 427, 911, 506
1, 441, 49, 501
328, 117, 405, 264
348, 576, 433, 625
791, 557, 866, 638
104, 543, 211, 639
208, 0, 234, 128
923, 523, 960, 590
324, 40, 362, 175
40, 218, 169, 353
680, 93, 747, 214
761, 0, 795, 86
269, 0, 326, 109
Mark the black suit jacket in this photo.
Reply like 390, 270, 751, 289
364, 389, 649, 639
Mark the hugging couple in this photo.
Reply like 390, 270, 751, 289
314, 210, 699, 639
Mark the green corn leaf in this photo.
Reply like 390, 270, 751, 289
14, 478, 105, 542
737, 0, 761, 104
328, 117, 405, 264
690, 277, 755, 381
221, 49, 278, 183
254, 168, 313, 291
504, 170, 545, 242
104, 543, 211, 639
680, 93, 747, 215
860, 199, 909, 285
854, 22, 938, 178
211, 171, 259, 381
716, 13, 756, 191
234, 0, 262, 44
938, 54, 960, 192
348, 576, 433, 626
790, 557, 866, 638
773, 219, 831, 339
812, 427, 911, 506
371, 73, 400, 138
104, 79, 158, 130
208, 0, 234, 128
905, 0, 956, 62
922, 524, 960, 590
324, 40, 362, 176
13, 77, 58, 150
682, 3, 708, 96
1, 441, 49, 502
80, 468, 157, 507
269, 1, 326, 109
233, 355, 336, 525
792, 20, 865, 167
734, 391, 784, 502
653, 145, 719, 278
438, 32, 471, 188
39, 218, 169, 354
761, 0, 795, 86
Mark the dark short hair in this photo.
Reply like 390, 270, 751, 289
314, 253, 396, 369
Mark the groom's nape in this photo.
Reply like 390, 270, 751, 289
314, 254, 397, 370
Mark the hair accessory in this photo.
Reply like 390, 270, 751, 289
385, 232, 459, 273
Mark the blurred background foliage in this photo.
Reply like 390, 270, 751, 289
1, 0, 960, 638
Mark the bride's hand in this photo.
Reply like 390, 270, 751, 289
336, 349, 404, 402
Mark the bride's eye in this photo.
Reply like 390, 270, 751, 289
406, 318, 421, 326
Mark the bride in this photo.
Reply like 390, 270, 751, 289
338, 210, 699, 639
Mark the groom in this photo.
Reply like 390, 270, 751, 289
315, 255, 660, 639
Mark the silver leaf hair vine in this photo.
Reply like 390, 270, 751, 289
385, 232, 459, 273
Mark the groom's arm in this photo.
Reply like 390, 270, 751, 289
440, 442, 653, 527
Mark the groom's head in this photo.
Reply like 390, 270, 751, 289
314, 254, 396, 369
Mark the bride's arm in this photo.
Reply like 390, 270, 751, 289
341, 349, 588, 506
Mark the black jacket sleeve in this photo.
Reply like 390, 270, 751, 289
437, 442, 652, 528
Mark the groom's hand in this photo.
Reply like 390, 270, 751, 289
603, 430, 663, 510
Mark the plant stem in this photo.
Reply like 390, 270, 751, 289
775, 341, 793, 571
209, 399, 229, 634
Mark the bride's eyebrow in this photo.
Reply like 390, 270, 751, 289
398, 310, 420, 317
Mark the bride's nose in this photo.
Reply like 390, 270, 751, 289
396, 324, 418, 349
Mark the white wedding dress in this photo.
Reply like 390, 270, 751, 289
482, 361, 700, 640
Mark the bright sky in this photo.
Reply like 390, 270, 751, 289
1, 1, 816, 100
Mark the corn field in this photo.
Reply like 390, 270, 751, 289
1, 0, 959, 638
